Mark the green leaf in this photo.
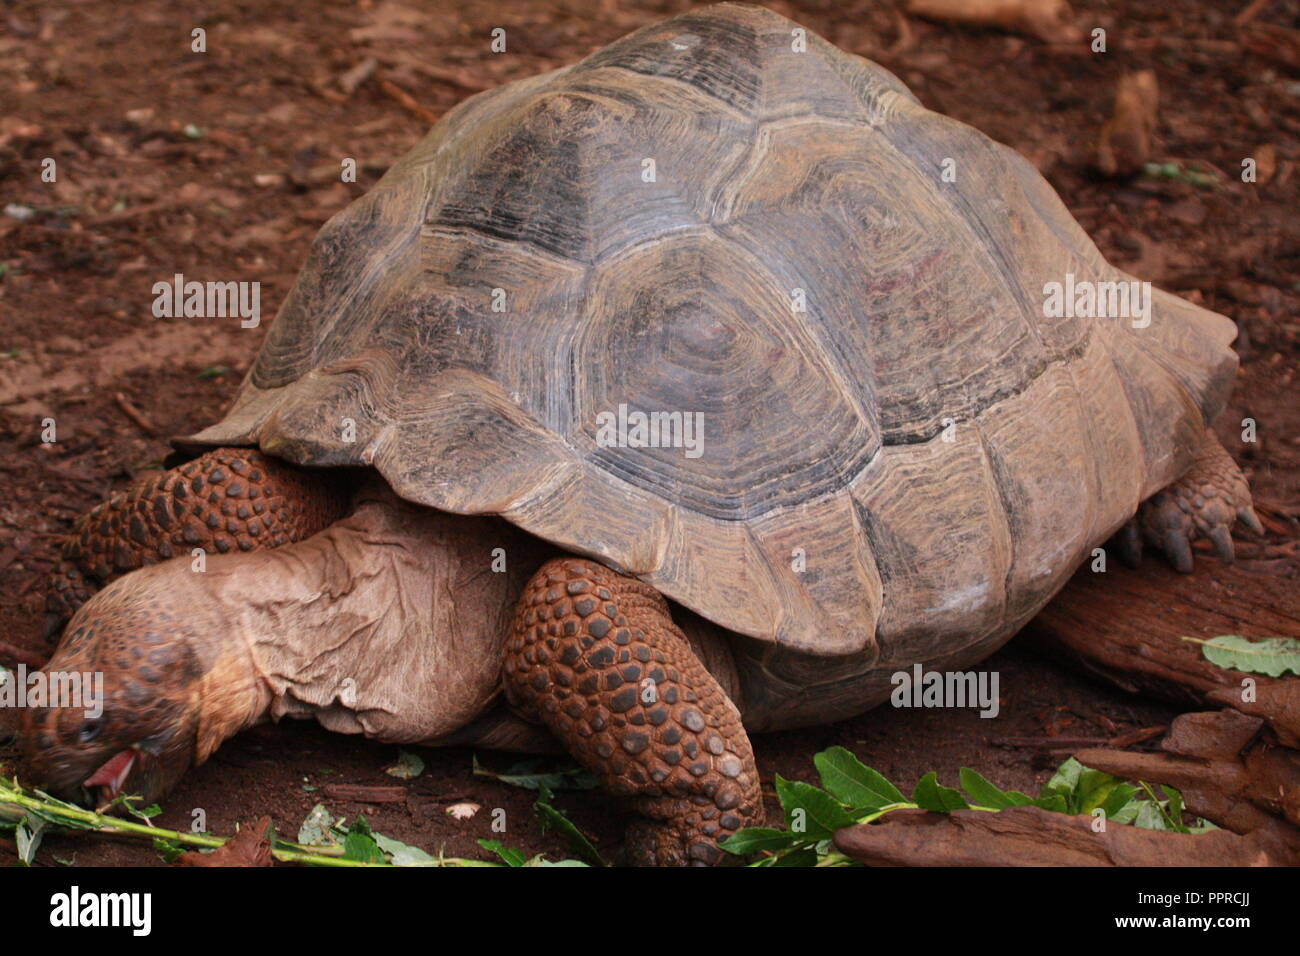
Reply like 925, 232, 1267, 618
341, 815, 386, 863
16, 812, 46, 865
477, 839, 527, 867
958, 768, 1033, 809
720, 827, 800, 855
1040, 757, 1085, 811
769, 847, 820, 867
125, 801, 161, 823
384, 750, 425, 780
1183, 635, 1300, 677
534, 785, 605, 866
474, 755, 600, 792
774, 775, 857, 839
1034, 793, 1070, 814
373, 832, 435, 865
1160, 785, 1187, 832
523, 856, 589, 867
814, 746, 905, 810
153, 839, 184, 864
913, 772, 969, 812
297, 803, 338, 846
1076, 769, 1125, 815
1098, 783, 1140, 821
1110, 801, 1141, 825
1131, 800, 1169, 831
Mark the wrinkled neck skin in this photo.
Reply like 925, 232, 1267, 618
167, 483, 550, 762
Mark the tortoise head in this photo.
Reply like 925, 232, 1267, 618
20, 567, 263, 810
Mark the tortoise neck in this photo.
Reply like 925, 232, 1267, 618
192, 611, 274, 764
198, 485, 552, 745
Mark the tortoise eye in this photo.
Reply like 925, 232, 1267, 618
78, 718, 103, 743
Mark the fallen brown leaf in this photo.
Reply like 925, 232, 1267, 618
176, 816, 275, 867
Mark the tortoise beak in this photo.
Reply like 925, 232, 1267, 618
84, 748, 139, 811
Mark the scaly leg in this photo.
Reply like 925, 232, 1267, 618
1129, 428, 1263, 573
503, 557, 763, 865
47, 448, 349, 630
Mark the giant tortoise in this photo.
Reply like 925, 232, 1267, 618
22, 4, 1260, 865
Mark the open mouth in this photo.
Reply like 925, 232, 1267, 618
83, 749, 138, 810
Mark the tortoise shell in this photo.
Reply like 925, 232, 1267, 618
190, 3, 1237, 666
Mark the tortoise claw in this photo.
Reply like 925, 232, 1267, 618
1136, 430, 1262, 574
1207, 525, 1235, 564
1114, 521, 1143, 567
1237, 506, 1265, 536
1163, 527, 1194, 574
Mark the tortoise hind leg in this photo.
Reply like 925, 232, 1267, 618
1132, 428, 1263, 572
47, 447, 349, 630
503, 557, 763, 865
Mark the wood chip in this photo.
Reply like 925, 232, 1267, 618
905, 0, 1081, 43
1096, 70, 1159, 177
338, 56, 378, 96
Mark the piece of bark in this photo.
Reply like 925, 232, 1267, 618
905, 0, 1080, 43
1096, 70, 1159, 176
176, 817, 274, 867
834, 804, 1299, 866
1075, 710, 1300, 833
322, 783, 408, 803
1025, 561, 1300, 746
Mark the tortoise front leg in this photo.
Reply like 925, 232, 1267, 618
504, 557, 762, 865
47, 448, 349, 630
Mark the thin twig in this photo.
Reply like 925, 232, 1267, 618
113, 392, 157, 437
379, 78, 441, 125
1234, 0, 1273, 27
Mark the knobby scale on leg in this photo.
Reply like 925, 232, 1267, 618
46, 447, 349, 626
503, 556, 762, 865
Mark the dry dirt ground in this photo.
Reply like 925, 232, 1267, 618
1, 0, 1297, 865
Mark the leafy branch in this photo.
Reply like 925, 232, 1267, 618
3, 753, 596, 867
721, 747, 1216, 866
0, 777, 492, 866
